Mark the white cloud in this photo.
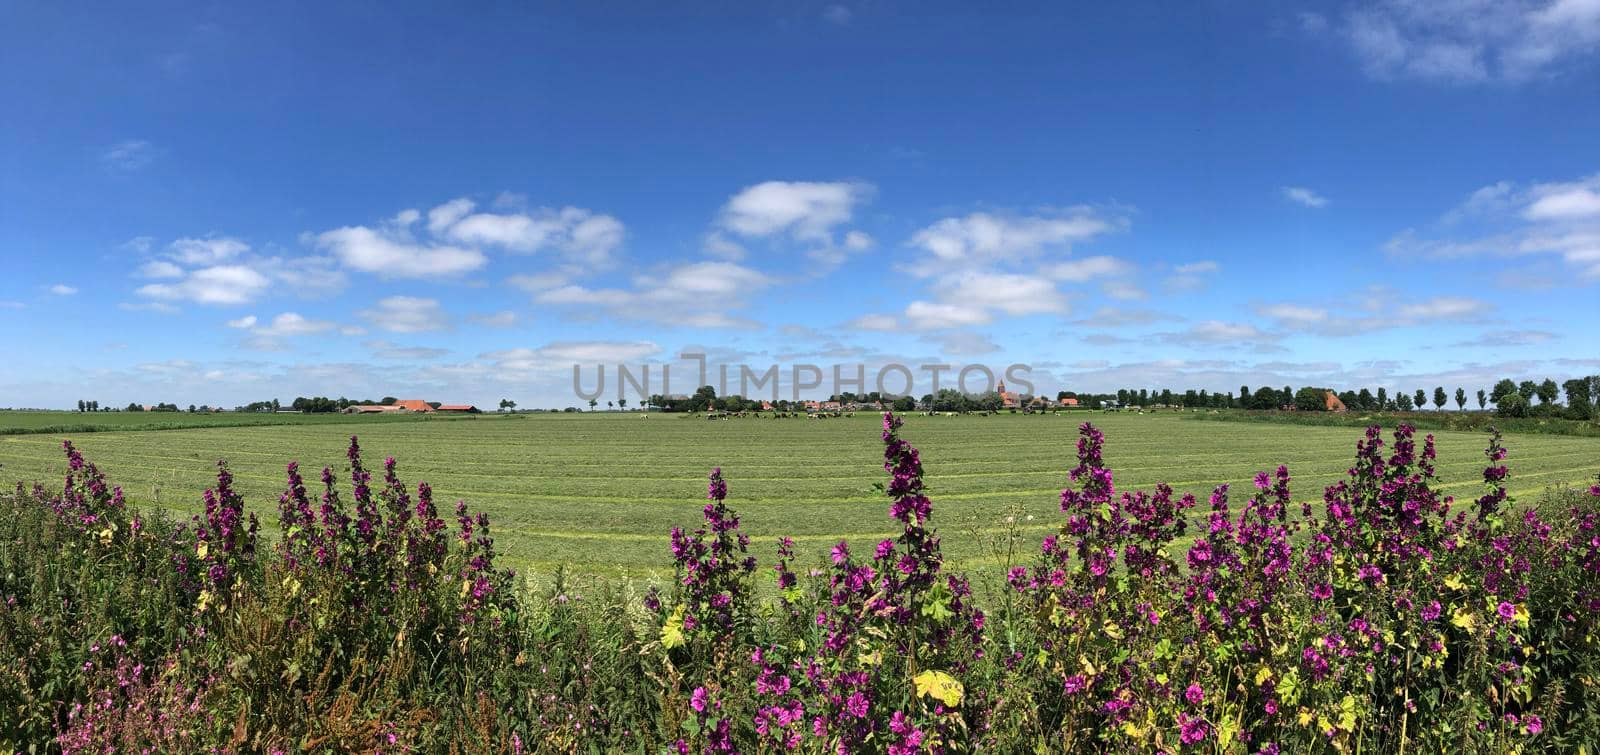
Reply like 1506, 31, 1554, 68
268, 255, 349, 299
846, 313, 900, 331
1072, 307, 1180, 328
822, 4, 852, 24
136, 264, 271, 305
717, 180, 872, 243
359, 296, 452, 333
255, 312, 336, 337
49, 284, 77, 296
480, 342, 663, 376
702, 232, 747, 260
440, 203, 626, 267
366, 340, 450, 360
469, 310, 519, 328
1258, 289, 1492, 336
909, 209, 1119, 266
102, 140, 154, 171
427, 198, 475, 234
1282, 186, 1329, 208
532, 261, 773, 329
1396, 296, 1492, 319
128, 238, 347, 304
1043, 255, 1133, 282
1386, 171, 1600, 281
1524, 182, 1600, 221
1452, 329, 1558, 347
931, 272, 1067, 316
523, 341, 661, 363
312, 226, 487, 278
1258, 303, 1328, 324
508, 272, 572, 292
1158, 320, 1278, 346
1322, 0, 1600, 82
1173, 260, 1220, 274
169, 237, 250, 266
903, 301, 992, 329
229, 312, 343, 350
1101, 279, 1147, 301
137, 260, 184, 279
1163, 260, 1221, 292
117, 301, 180, 314
922, 331, 1000, 356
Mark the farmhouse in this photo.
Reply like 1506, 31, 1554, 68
1325, 391, 1347, 412
343, 398, 469, 414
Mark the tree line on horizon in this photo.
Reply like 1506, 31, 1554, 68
67, 374, 1599, 420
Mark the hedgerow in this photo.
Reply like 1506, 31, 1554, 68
1, 417, 1596, 752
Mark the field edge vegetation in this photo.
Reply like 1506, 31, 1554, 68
2, 415, 1598, 751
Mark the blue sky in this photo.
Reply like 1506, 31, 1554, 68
3, 1, 1599, 409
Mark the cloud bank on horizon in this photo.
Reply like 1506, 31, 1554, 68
2, 1, 1598, 409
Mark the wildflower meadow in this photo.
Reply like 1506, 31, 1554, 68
2, 414, 1597, 752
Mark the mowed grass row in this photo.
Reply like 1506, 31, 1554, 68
2, 412, 1597, 576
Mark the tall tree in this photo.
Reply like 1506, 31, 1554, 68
1536, 379, 1559, 406
1476, 389, 1486, 410
1414, 389, 1427, 411
1376, 387, 1388, 411
1518, 380, 1537, 402
1491, 379, 1518, 404
1563, 378, 1593, 420
1455, 387, 1466, 410
76, 399, 85, 412
1433, 386, 1447, 411
1397, 393, 1414, 411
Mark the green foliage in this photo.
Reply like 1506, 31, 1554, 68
1498, 393, 1531, 418
1293, 386, 1330, 411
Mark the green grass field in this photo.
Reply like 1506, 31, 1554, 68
2, 411, 1597, 577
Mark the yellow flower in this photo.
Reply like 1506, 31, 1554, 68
913, 670, 964, 707
660, 604, 686, 649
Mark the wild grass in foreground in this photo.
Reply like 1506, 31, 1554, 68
1, 416, 1597, 752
